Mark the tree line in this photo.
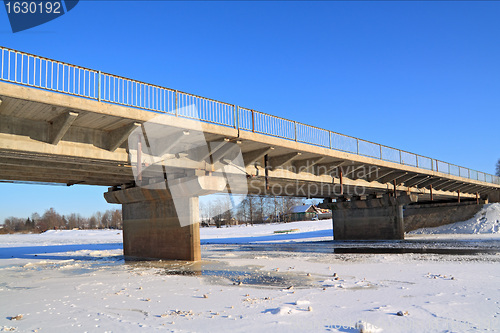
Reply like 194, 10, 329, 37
2, 195, 317, 233
0, 208, 122, 234
200, 195, 309, 227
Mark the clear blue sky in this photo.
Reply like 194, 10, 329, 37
0, 1, 499, 221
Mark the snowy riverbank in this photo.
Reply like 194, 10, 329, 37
1, 204, 499, 332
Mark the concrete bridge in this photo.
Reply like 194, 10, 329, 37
1, 47, 499, 261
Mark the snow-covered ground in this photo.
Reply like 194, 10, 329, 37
200, 219, 334, 244
1, 205, 500, 332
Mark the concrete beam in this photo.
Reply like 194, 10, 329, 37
0, 149, 130, 170
368, 169, 394, 183
185, 138, 229, 162
316, 160, 348, 176
460, 184, 493, 195
433, 180, 456, 191
342, 164, 366, 179
440, 182, 463, 192
476, 186, 496, 194
211, 142, 242, 168
405, 176, 429, 188
0, 165, 131, 183
418, 178, 442, 189
357, 166, 382, 181
0, 171, 131, 186
269, 152, 302, 170
460, 184, 480, 194
0, 156, 131, 177
243, 147, 274, 166
350, 165, 380, 181
293, 157, 326, 173
377, 171, 407, 184
49, 111, 79, 145
395, 173, 419, 186
107, 122, 141, 152
205, 139, 230, 162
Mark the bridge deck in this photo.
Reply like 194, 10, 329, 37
0, 47, 498, 202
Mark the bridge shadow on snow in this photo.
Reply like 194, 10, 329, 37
0, 243, 123, 261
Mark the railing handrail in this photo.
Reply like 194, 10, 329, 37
0, 46, 498, 186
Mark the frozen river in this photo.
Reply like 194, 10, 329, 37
0, 204, 499, 332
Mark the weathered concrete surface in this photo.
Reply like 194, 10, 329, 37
104, 187, 200, 261
489, 190, 500, 203
328, 194, 413, 240
333, 205, 404, 240
404, 201, 484, 232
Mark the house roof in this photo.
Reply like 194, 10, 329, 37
290, 205, 318, 213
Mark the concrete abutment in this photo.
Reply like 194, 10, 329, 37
404, 201, 486, 232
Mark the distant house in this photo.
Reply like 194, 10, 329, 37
287, 204, 321, 222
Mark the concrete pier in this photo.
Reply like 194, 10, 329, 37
324, 194, 413, 240
104, 187, 201, 261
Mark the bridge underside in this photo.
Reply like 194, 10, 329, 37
1, 82, 499, 260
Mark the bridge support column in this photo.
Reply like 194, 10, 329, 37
104, 187, 200, 261
325, 193, 414, 240
488, 190, 500, 203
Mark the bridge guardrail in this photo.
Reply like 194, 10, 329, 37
1, 46, 499, 186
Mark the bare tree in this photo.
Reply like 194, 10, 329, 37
282, 196, 304, 221
67, 213, 79, 229
88, 216, 97, 229
496, 159, 500, 177
39, 208, 64, 230
110, 209, 122, 229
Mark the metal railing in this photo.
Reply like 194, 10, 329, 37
1, 46, 499, 186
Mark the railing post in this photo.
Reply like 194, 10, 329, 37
356, 139, 359, 155
233, 105, 239, 130
98, 71, 101, 102
399, 150, 402, 164
175, 90, 178, 116
252, 110, 255, 133
294, 121, 297, 141
328, 131, 332, 149
379, 145, 383, 160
